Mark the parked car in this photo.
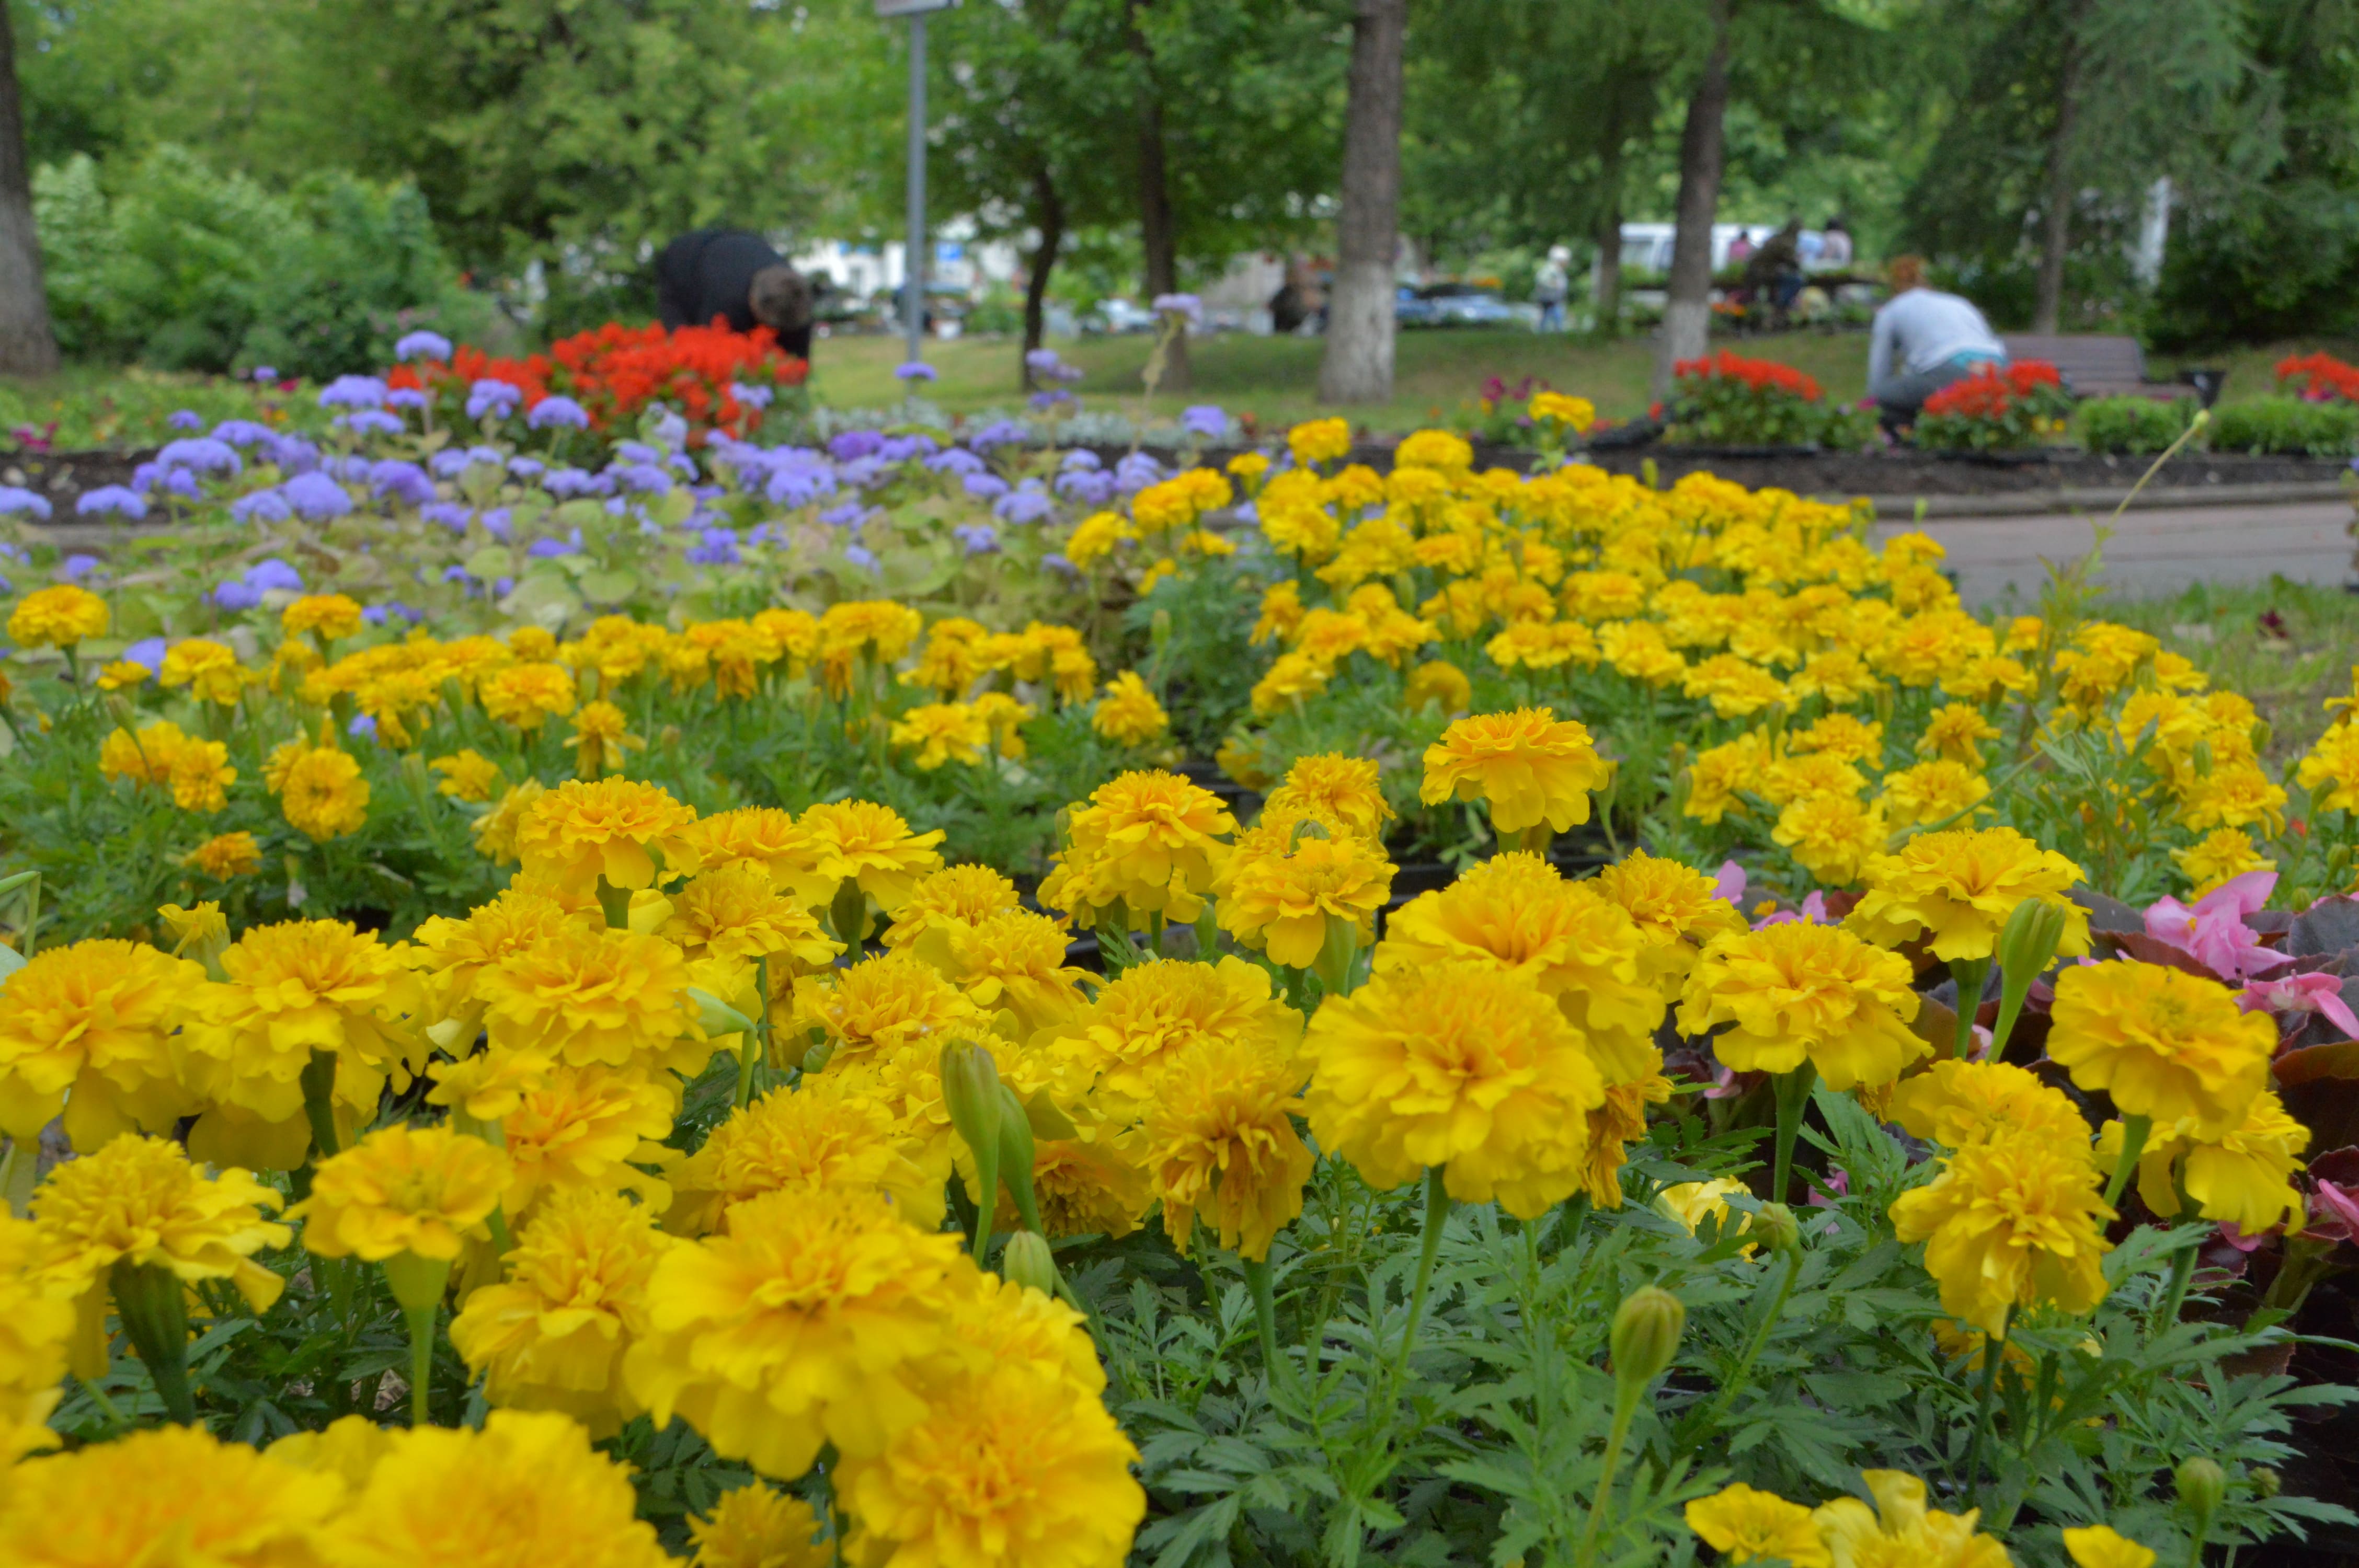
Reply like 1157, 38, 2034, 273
1085, 298, 1158, 335
1421, 282, 1517, 328
1394, 285, 1438, 328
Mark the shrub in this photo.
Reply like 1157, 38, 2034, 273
1911, 360, 2075, 451
2077, 395, 2199, 455
2208, 395, 2359, 456
1664, 350, 1873, 448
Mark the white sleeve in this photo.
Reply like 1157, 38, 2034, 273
1868, 308, 1895, 387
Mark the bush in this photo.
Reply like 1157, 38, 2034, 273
1663, 350, 1873, 449
1911, 360, 2076, 451
2208, 395, 2359, 456
2077, 395, 2198, 455
34, 145, 487, 381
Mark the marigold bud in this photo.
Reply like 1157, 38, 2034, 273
2176, 1457, 2225, 1521
1996, 896, 2070, 984
940, 1041, 1004, 1159
2250, 1466, 2280, 1500
1757, 1202, 1802, 1257
1002, 1230, 1058, 1296
1610, 1285, 1685, 1392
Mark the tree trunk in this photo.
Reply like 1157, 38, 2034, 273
1318, 0, 1407, 405
0, 4, 57, 377
1128, 2, 1187, 390
2032, 0, 2087, 333
1653, 0, 1732, 398
1591, 195, 1623, 333
1021, 164, 1065, 391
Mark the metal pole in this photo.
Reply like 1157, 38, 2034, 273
904, 14, 927, 365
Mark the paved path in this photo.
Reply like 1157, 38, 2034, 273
1869, 499, 2352, 606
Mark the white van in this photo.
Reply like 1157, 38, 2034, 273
1612, 222, 1781, 278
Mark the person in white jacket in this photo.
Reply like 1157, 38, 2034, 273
1868, 255, 2007, 428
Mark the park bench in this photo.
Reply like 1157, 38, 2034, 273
2001, 333, 2224, 407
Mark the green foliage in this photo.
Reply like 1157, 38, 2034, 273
2076, 395, 2200, 455
2207, 395, 2359, 456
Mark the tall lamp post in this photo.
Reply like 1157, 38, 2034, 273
876, 0, 958, 367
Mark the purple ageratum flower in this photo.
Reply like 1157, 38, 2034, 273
1029, 389, 1075, 412
369, 459, 436, 507
953, 523, 1001, 555
968, 420, 1029, 452
166, 409, 203, 431
428, 449, 473, 478
419, 502, 473, 534
878, 434, 937, 463
246, 558, 305, 593
925, 447, 988, 479
75, 486, 147, 519
480, 507, 512, 541
729, 382, 774, 410
0, 487, 51, 520
528, 395, 590, 431
494, 575, 514, 597
326, 455, 375, 482
465, 379, 524, 421
441, 564, 469, 583
57, 553, 100, 581
525, 537, 576, 559
691, 483, 726, 501
1114, 451, 1167, 495
318, 375, 388, 410
335, 409, 405, 437
1056, 468, 1117, 505
362, 601, 425, 626
608, 462, 673, 497
159, 437, 242, 476
123, 636, 167, 674
818, 501, 866, 527
212, 579, 263, 610
1179, 405, 1228, 440
265, 434, 322, 474
684, 525, 742, 566
210, 420, 272, 448
994, 483, 1054, 524
281, 470, 355, 522
1061, 449, 1104, 472
1043, 552, 1079, 577
893, 361, 937, 383
829, 430, 886, 462
250, 365, 278, 383
1023, 348, 1061, 373
394, 329, 453, 362
651, 409, 689, 450
843, 544, 880, 573
1152, 293, 1204, 327
385, 388, 429, 411
230, 489, 294, 524
961, 471, 1011, 502
348, 713, 380, 742
615, 441, 661, 465
747, 523, 776, 547
763, 453, 838, 509
508, 457, 545, 479
542, 468, 606, 500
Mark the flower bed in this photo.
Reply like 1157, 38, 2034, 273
1913, 361, 2076, 452
0, 401, 2357, 1566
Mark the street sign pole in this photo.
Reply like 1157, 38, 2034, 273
876, 0, 957, 366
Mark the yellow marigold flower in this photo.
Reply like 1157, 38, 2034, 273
1790, 712, 1885, 766
1143, 1035, 1313, 1260
1421, 706, 1610, 835
1600, 621, 1691, 688
1890, 1059, 2091, 1152
968, 689, 1033, 758
891, 700, 992, 770
1911, 703, 1996, 765
283, 593, 362, 640
797, 948, 978, 1068
326, 1408, 672, 1568
293, 1121, 510, 1262
666, 866, 841, 972
166, 734, 236, 813
98, 718, 188, 787
1057, 769, 1235, 924
94, 657, 149, 689
566, 698, 644, 779
1287, 416, 1352, 467
692, 1487, 831, 1568
448, 1186, 673, 1436
680, 805, 834, 906
499, 1062, 675, 1216
1044, 955, 1301, 1119
478, 925, 698, 1073
2048, 960, 2274, 1138
1065, 509, 1130, 569
2297, 719, 2359, 813
625, 1186, 967, 1479
1655, 1175, 1755, 1252
1581, 1069, 1670, 1208
1877, 758, 1991, 828
1684, 731, 1771, 825
1890, 1130, 2114, 1336
2064, 1524, 2158, 1568
1264, 753, 1394, 839
1003, 1129, 1153, 1241
1759, 750, 1868, 808
1771, 791, 1885, 886
159, 636, 247, 705
2175, 760, 2288, 836
0, 938, 203, 1147
1811, 1470, 2013, 1568
1846, 825, 2091, 964
1250, 650, 1333, 716
883, 864, 1023, 951
480, 660, 579, 732
1529, 390, 1596, 432
513, 777, 700, 896
1684, 1482, 1830, 1566
1394, 428, 1472, 474
2171, 827, 2272, 898
0, 1423, 342, 1566
936, 909, 1092, 1037
2112, 1089, 2308, 1235
1591, 850, 1748, 997
669, 1072, 942, 1236
8, 583, 107, 648
0, 1211, 72, 1463
472, 777, 545, 864
429, 748, 503, 802
1679, 923, 1925, 1091
1216, 826, 1393, 969
820, 598, 926, 675
803, 799, 947, 913
1301, 960, 1605, 1217
1092, 669, 1170, 747
1683, 652, 1791, 719
266, 739, 372, 840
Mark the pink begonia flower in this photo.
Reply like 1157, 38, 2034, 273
2145, 870, 2295, 981
2215, 1221, 2268, 1253
2307, 1180, 2359, 1243
1754, 890, 1833, 931
1712, 861, 1746, 904
2238, 971, 2359, 1040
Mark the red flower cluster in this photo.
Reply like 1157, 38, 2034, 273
1920, 360, 2063, 419
1674, 351, 1823, 402
2277, 351, 2359, 403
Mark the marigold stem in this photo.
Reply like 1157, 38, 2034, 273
1959, 1304, 2014, 1496
2102, 1114, 2152, 1209
404, 1302, 436, 1427
1949, 957, 1990, 1058
1392, 1167, 1451, 1386
1243, 1254, 1288, 1393
1770, 1062, 1818, 1204
1576, 1377, 1642, 1568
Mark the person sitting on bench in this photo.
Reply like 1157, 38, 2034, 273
1867, 255, 2007, 429
655, 227, 815, 358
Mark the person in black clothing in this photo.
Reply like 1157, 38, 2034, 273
655, 228, 815, 358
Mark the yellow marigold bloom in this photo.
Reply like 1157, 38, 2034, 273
478, 926, 698, 1073
692, 1487, 831, 1568
1655, 1176, 1755, 1252
266, 738, 372, 841
429, 748, 503, 802
2047, 960, 2274, 1138
0, 1423, 342, 1567
1065, 510, 1130, 569
1251, 581, 1305, 645
326, 1409, 672, 1568
1394, 427, 1472, 474
625, 1186, 968, 1479
797, 948, 978, 1068
1005, 1129, 1153, 1240
1143, 1035, 1313, 1260
666, 866, 841, 972
165, 734, 236, 813
2063, 1524, 2158, 1568
2174, 760, 2288, 836
1058, 769, 1235, 923
2297, 718, 2359, 813
1917, 702, 2000, 764
0, 938, 203, 1147
159, 636, 247, 705
680, 805, 834, 906
1683, 652, 1790, 719
820, 598, 925, 671
881, 864, 1023, 956
891, 700, 992, 770
499, 1063, 675, 1216
1529, 390, 1597, 432
1846, 825, 2091, 963
669, 1073, 942, 1235
1288, 416, 1353, 467
1877, 758, 1991, 828
1599, 621, 1691, 688
1264, 753, 1394, 839
1421, 706, 1610, 835
98, 717, 188, 787
480, 659, 579, 731
1890, 1128, 2114, 1336
1045, 955, 1302, 1119
472, 777, 545, 864
282, 593, 362, 640
1591, 850, 1748, 997
1811, 1470, 2013, 1568
94, 657, 149, 689
1791, 712, 1885, 766
2113, 1089, 2308, 1235
8, 583, 107, 647
1684, 1482, 1830, 1567
1684, 732, 1772, 825
448, 1186, 673, 1435
1092, 669, 1170, 747
1678, 923, 1925, 1091
969, 689, 1033, 758
2171, 827, 2272, 898
1217, 826, 1393, 969
1580, 1069, 1670, 1208
1301, 961, 1605, 1217
1759, 750, 1868, 808
514, 776, 700, 895
0, 1212, 72, 1463
1889, 1059, 2091, 1152
1250, 649, 1332, 716
936, 909, 1092, 1036
1771, 791, 1886, 886
566, 698, 644, 778
294, 1121, 511, 1262
803, 799, 947, 913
